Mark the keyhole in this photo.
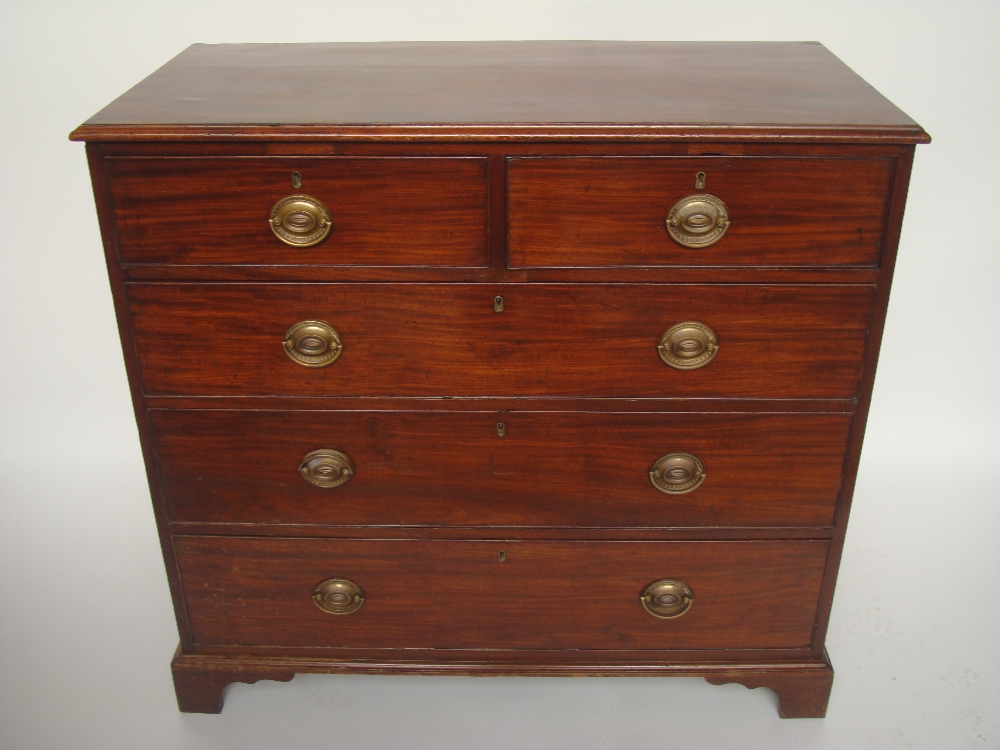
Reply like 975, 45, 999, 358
496, 422, 506, 437
498, 550, 506, 563
695, 171, 706, 190
494, 295, 504, 313
291, 171, 302, 189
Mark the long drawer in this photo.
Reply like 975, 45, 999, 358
106, 156, 490, 267
127, 283, 874, 398
174, 536, 829, 650
153, 409, 851, 528
507, 156, 894, 268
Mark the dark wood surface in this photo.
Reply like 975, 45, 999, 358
107, 156, 489, 266
126, 283, 875, 398
171, 650, 833, 716
174, 537, 828, 650
810, 145, 917, 652
73, 42, 928, 717
69, 42, 929, 144
508, 156, 893, 268
150, 409, 851, 528
705, 663, 835, 719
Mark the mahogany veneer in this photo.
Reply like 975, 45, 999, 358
72, 41, 928, 718
151, 409, 852, 528
126, 283, 875, 398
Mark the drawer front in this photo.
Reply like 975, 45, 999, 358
153, 410, 851, 528
127, 283, 874, 398
175, 537, 829, 650
507, 157, 894, 268
106, 157, 489, 266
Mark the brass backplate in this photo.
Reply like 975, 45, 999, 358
299, 448, 354, 489
666, 193, 729, 248
649, 452, 706, 495
658, 321, 718, 370
270, 194, 332, 247
641, 579, 694, 619
283, 320, 343, 368
312, 578, 365, 615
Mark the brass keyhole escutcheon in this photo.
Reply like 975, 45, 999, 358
666, 193, 729, 248
496, 422, 506, 437
290, 171, 302, 189
312, 578, 365, 614
658, 321, 718, 370
282, 320, 343, 368
270, 194, 332, 247
299, 449, 355, 489
649, 452, 706, 495
494, 295, 504, 313
641, 579, 694, 619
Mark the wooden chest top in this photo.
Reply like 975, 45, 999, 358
70, 41, 929, 143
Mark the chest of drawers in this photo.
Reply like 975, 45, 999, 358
71, 41, 928, 718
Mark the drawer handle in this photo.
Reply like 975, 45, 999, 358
658, 321, 718, 370
270, 194, 332, 247
650, 452, 706, 495
641, 579, 694, 619
283, 320, 343, 368
299, 448, 354, 488
312, 578, 365, 615
666, 193, 729, 248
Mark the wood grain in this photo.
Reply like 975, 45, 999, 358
174, 536, 829, 650
508, 156, 893, 267
69, 42, 929, 144
171, 650, 834, 716
106, 156, 489, 266
150, 409, 852, 528
70, 42, 929, 718
126, 283, 875, 398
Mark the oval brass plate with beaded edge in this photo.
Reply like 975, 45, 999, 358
312, 578, 365, 614
270, 194, 332, 247
641, 579, 694, 619
299, 449, 354, 489
649, 452, 706, 495
657, 321, 718, 370
665, 193, 729, 248
282, 320, 343, 368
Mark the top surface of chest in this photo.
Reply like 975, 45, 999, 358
70, 41, 928, 144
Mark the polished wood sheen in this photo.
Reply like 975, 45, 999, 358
72, 41, 928, 718
150, 410, 852, 528
107, 157, 489, 266
126, 283, 875, 398
508, 157, 893, 267
69, 41, 929, 144
174, 537, 829, 650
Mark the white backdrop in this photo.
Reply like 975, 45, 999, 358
1, 1, 997, 748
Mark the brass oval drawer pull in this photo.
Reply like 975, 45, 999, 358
270, 194, 332, 247
641, 579, 694, 619
658, 321, 718, 370
649, 452, 706, 495
666, 193, 729, 248
283, 320, 343, 368
312, 578, 365, 615
299, 448, 354, 488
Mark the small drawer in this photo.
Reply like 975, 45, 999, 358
152, 410, 852, 528
507, 156, 894, 268
174, 536, 829, 650
106, 156, 489, 266
126, 283, 874, 399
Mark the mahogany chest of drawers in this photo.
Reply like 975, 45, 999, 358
71, 41, 928, 718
